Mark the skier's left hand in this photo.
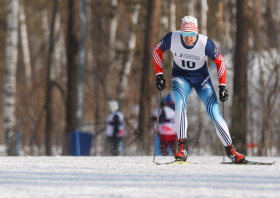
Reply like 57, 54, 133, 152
219, 85, 228, 102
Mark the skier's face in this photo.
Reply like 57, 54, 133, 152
182, 31, 197, 46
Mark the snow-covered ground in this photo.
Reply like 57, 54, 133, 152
0, 156, 279, 198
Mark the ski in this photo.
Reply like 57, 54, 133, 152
221, 160, 275, 165
155, 161, 196, 165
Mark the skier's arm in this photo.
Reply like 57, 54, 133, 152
153, 32, 172, 76
205, 39, 226, 86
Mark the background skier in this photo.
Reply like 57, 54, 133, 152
152, 96, 177, 156
106, 100, 124, 156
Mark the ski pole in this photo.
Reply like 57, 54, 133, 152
223, 102, 225, 163
153, 91, 162, 163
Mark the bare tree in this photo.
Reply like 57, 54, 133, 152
53, 14, 67, 80
106, 0, 119, 99
4, 0, 20, 156
63, 0, 80, 155
108, 0, 118, 62
117, 2, 141, 109
194, 0, 208, 154
170, 0, 176, 32
250, 0, 280, 156
19, 0, 32, 154
137, 0, 161, 155
200, 0, 208, 35
45, 0, 58, 156
19, 1, 31, 88
188, 0, 196, 16
231, 0, 249, 154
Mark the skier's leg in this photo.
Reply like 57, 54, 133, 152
195, 78, 232, 146
112, 137, 119, 156
194, 74, 245, 163
172, 76, 191, 161
107, 137, 114, 156
171, 76, 192, 140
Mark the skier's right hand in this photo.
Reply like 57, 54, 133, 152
156, 74, 166, 90
219, 85, 228, 102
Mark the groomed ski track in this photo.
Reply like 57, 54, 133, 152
0, 156, 279, 198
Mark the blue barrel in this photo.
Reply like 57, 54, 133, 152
70, 131, 94, 156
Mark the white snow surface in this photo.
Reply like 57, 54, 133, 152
0, 156, 279, 198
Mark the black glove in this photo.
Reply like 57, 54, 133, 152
156, 74, 166, 90
219, 85, 228, 102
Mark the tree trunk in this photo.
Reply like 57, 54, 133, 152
4, 0, 20, 156
196, 102, 202, 154
42, 11, 66, 80
95, 7, 103, 146
200, 0, 208, 35
170, 0, 176, 32
108, 0, 118, 62
168, 0, 176, 69
196, 0, 208, 153
251, 0, 264, 156
53, 13, 66, 80
106, 0, 119, 99
188, 0, 196, 17
263, 100, 270, 156
63, 0, 79, 155
42, 10, 50, 50
117, 3, 141, 109
137, 0, 161, 155
19, 1, 31, 88
231, 0, 249, 154
19, 0, 32, 155
45, 0, 58, 156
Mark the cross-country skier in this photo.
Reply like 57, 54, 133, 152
152, 97, 177, 156
106, 100, 124, 156
153, 16, 246, 163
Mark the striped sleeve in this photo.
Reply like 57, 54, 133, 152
205, 39, 226, 86
153, 32, 172, 76
212, 51, 226, 86
153, 42, 164, 75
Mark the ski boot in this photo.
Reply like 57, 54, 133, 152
175, 139, 188, 161
225, 144, 246, 163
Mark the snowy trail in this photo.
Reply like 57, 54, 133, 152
0, 156, 279, 198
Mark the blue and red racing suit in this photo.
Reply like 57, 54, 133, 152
153, 31, 232, 146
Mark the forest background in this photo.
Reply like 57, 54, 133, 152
0, 0, 279, 157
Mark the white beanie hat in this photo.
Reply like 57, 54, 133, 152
108, 100, 119, 113
181, 16, 198, 33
